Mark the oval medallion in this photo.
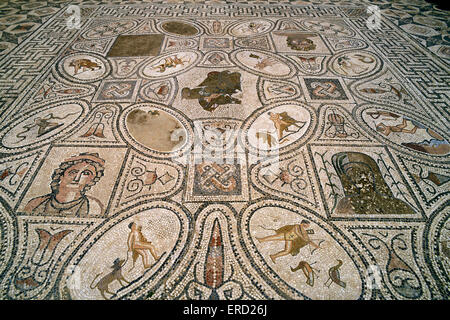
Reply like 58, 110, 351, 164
140, 50, 201, 80
241, 202, 364, 299
62, 203, 189, 300
0, 100, 86, 152
242, 101, 316, 155
159, 20, 200, 37
231, 49, 295, 79
120, 103, 193, 158
329, 51, 381, 78
59, 53, 110, 83
229, 19, 274, 37
360, 106, 450, 156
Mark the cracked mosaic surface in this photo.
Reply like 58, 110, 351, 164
0, 0, 448, 300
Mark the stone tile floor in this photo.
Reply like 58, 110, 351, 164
0, 0, 448, 300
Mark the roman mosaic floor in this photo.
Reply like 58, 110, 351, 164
0, 0, 448, 300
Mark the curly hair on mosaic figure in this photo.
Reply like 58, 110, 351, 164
50, 153, 105, 194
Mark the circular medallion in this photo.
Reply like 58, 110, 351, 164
58, 53, 110, 83
158, 20, 201, 37
229, 19, 274, 37
241, 101, 316, 156
230, 49, 296, 79
0, 100, 87, 152
139, 50, 201, 80
119, 103, 193, 159
358, 106, 450, 157
329, 51, 381, 79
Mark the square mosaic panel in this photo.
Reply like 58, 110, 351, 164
300, 77, 354, 102
93, 79, 141, 102
0, 0, 448, 301
107, 34, 165, 57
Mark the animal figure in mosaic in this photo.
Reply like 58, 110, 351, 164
69, 58, 102, 75
268, 111, 306, 142
256, 220, 321, 263
181, 71, 242, 112
33, 117, 63, 136
167, 39, 193, 48
360, 83, 408, 101
15, 112, 78, 142
254, 57, 278, 70
324, 259, 346, 288
90, 258, 129, 300
336, 53, 374, 75
291, 261, 320, 287
370, 111, 433, 136
154, 55, 190, 73
247, 52, 280, 70
24, 152, 105, 217
331, 152, 415, 215
36, 83, 84, 100
241, 21, 266, 34
248, 53, 283, 71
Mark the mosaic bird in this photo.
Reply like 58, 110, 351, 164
324, 259, 346, 288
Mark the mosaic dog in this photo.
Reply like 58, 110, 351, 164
90, 258, 129, 300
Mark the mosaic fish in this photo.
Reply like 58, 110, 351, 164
205, 219, 224, 298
